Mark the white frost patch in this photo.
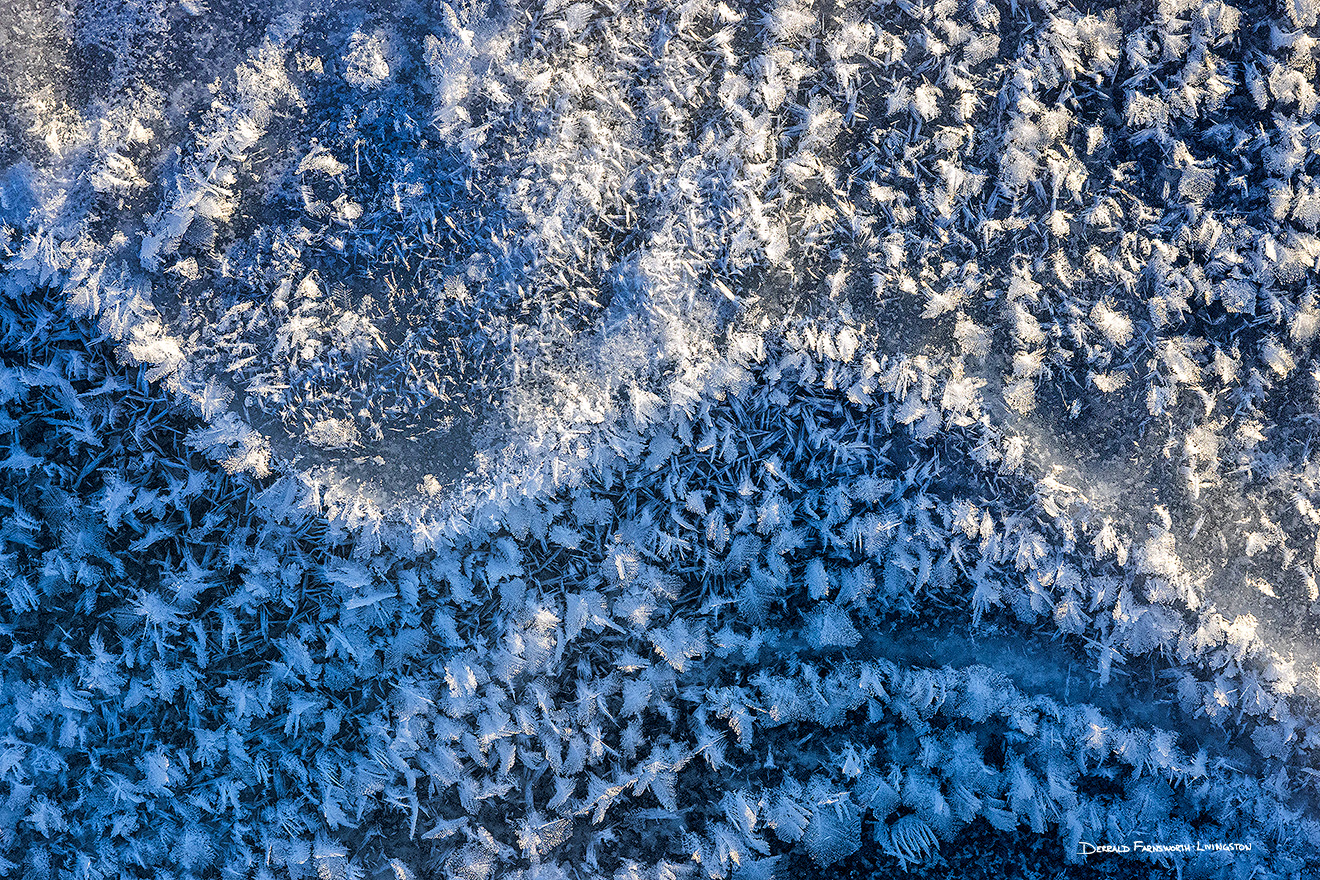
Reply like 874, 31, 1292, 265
344, 29, 392, 89
306, 418, 361, 449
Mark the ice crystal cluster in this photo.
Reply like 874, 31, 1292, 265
6, 0, 1320, 877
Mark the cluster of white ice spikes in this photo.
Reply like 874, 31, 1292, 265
6, 0, 1320, 877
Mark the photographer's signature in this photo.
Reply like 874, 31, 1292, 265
1078, 840, 1253, 857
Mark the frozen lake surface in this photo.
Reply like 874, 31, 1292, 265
3, 0, 1320, 877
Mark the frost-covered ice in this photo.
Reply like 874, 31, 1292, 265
4, 0, 1320, 877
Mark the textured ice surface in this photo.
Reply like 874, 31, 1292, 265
5, 0, 1320, 877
